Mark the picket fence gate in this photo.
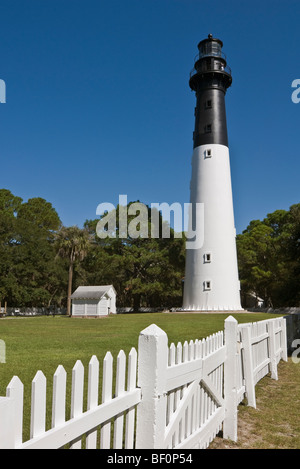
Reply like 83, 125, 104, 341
0, 315, 287, 449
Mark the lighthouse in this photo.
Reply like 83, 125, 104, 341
183, 35, 242, 311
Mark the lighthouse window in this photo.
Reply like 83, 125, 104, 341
205, 149, 212, 158
205, 100, 212, 109
204, 281, 211, 291
204, 253, 211, 263
205, 124, 212, 133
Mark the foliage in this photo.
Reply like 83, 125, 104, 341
0, 191, 185, 309
83, 202, 185, 309
1, 187, 299, 309
237, 204, 300, 307
0, 190, 65, 307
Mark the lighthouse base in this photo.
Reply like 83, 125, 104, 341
181, 308, 244, 313
170, 308, 246, 314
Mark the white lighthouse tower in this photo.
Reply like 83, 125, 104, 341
183, 35, 242, 311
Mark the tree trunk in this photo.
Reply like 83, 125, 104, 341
67, 262, 73, 316
133, 293, 141, 312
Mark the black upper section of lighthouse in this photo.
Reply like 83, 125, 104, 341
189, 35, 232, 148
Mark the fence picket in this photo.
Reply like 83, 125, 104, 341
212, 335, 216, 416
203, 338, 209, 423
52, 365, 67, 430
31, 371, 47, 440
217, 333, 223, 433
194, 339, 201, 438
181, 341, 189, 442
167, 344, 176, 433
280, 318, 288, 361
268, 320, 278, 380
125, 347, 137, 449
208, 335, 213, 417
0, 396, 15, 448
173, 341, 182, 446
70, 360, 84, 449
199, 339, 205, 429
114, 350, 126, 448
254, 323, 258, 382
6, 376, 24, 447
240, 326, 256, 408
186, 340, 194, 438
86, 355, 99, 449
100, 351, 113, 448
223, 316, 238, 442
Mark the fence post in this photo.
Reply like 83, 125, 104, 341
268, 320, 278, 380
135, 324, 168, 449
223, 315, 238, 442
240, 326, 256, 408
281, 318, 288, 362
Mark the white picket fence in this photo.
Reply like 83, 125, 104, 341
0, 315, 287, 449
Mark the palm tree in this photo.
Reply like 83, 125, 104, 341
56, 226, 91, 316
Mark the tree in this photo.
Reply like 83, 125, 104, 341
15, 197, 62, 306
0, 191, 64, 307
0, 189, 22, 215
0, 190, 22, 302
237, 220, 274, 305
237, 205, 300, 308
83, 202, 185, 310
17, 197, 61, 232
56, 226, 91, 316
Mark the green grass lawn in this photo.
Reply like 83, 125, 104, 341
0, 311, 284, 445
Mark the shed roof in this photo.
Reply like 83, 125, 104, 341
71, 285, 115, 300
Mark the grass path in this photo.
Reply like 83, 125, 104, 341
209, 359, 300, 449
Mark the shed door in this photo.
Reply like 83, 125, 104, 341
99, 298, 108, 316
86, 300, 98, 316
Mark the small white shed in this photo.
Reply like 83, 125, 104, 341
71, 285, 116, 317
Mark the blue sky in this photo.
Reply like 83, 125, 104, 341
1, 0, 299, 234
